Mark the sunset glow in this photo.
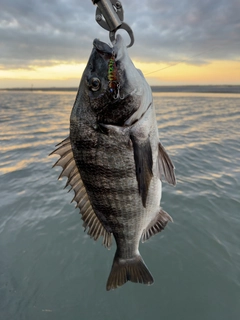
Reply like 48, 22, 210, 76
1, 59, 239, 88
1, 0, 239, 88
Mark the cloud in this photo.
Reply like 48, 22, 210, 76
128, 0, 240, 62
0, 0, 240, 69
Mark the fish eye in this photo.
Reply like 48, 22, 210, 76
90, 77, 101, 91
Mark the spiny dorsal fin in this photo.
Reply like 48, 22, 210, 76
141, 208, 173, 243
158, 142, 176, 186
130, 134, 153, 208
50, 137, 112, 248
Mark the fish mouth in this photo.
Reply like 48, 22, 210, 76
112, 35, 126, 61
93, 35, 126, 57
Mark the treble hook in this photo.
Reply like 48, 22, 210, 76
92, 0, 134, 48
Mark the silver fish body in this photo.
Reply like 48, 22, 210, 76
51, 35, 176, 290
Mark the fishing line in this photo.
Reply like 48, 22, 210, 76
144, 45, 219, 76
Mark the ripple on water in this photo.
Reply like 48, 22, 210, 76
0, 91, 240, 319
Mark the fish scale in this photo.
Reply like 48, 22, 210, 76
73, 128, 141, 233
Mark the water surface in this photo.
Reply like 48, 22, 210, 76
0, 91, 239, 319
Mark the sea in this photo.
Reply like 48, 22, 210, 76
0, 88, 239, 320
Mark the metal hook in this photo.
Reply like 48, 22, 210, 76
94, 0, 123, 31
92, 0, 134, 48
109, 22, 134, 48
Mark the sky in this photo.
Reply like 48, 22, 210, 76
0, 0, 240, 88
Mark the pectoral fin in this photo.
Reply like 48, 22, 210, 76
50, 137, 112, 248
142, 208, 173, 242
130, 135, 153, 207
158, 142, 176, 185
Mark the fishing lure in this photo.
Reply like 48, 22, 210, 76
108, 53, 120, 98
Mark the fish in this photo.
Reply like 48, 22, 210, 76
50, 34, 176, 291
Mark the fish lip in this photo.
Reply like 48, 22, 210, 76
93, 39, 113, 56
92, 36, 123, 59
112, 34, 125, 61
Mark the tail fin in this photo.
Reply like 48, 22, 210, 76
106, 254, 154, 291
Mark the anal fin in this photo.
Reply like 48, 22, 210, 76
142, 208, 173, 243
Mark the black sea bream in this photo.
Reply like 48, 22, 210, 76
51, 35, 176, 290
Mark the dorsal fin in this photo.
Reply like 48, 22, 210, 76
158, 142, 176, 186
50, 137, 112, 248
141, 208, 173, 243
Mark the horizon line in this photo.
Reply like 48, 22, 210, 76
1, 85, 240, 94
